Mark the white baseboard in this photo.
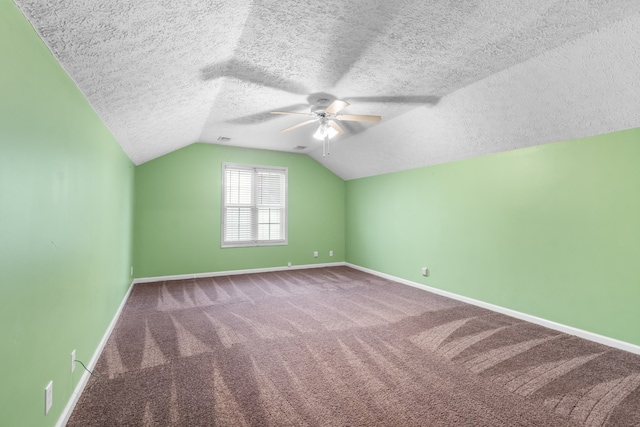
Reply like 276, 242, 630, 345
132, 261, 348, 284
346, 263, 640, 356
56, 279, 136, 427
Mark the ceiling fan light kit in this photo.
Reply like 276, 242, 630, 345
312, 122, 338, 141
271, 99, 381, 156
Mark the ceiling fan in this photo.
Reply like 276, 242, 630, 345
270, 99, 381, 156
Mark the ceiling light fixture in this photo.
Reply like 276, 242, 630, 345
312, 120, 338, 156
312, 122, 338, 141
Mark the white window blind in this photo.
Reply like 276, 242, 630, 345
222, 163, 287, 247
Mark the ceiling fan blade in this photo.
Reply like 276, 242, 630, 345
282, 119, 317, 132
336, 114, 381, 123
271, 111, 314, 117
327, 120, 345, 136
324, 100, 350, 115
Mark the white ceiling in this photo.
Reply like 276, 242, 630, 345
14, 0, 640, 180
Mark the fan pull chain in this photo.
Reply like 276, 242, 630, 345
322, 135, 331, 157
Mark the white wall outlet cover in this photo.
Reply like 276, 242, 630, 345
45, 381, 53, 414
313, 251, 318, 258
421, 267, 429, 276
287, 262, 292, 267
329, 250, 333, 257
71, 349, 76, 373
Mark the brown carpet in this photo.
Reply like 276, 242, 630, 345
68, 267, 640, 426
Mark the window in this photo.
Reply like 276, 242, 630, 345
221, 163, 287, 247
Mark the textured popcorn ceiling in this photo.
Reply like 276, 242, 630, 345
14, 0, 640, 180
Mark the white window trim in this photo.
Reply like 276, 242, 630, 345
221, 162, 288, 248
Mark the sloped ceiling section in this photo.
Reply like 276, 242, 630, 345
14, 0, 640, 180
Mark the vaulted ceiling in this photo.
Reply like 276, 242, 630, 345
14, 0, 640, 180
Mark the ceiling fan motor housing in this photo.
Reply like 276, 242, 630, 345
311, 98, 332, 114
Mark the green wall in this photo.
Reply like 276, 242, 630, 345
0, 2, 135, 426
346, 128, 640, 346
134, 143, 345, 277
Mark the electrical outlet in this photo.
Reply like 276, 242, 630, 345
71, 349, 76, 373
329, 250, 333, 257
287, 262, 292, 267
44, 381, 53, 415
421, 267, 429, 277
313, 251, 318, 258
130, 266, 133, 276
